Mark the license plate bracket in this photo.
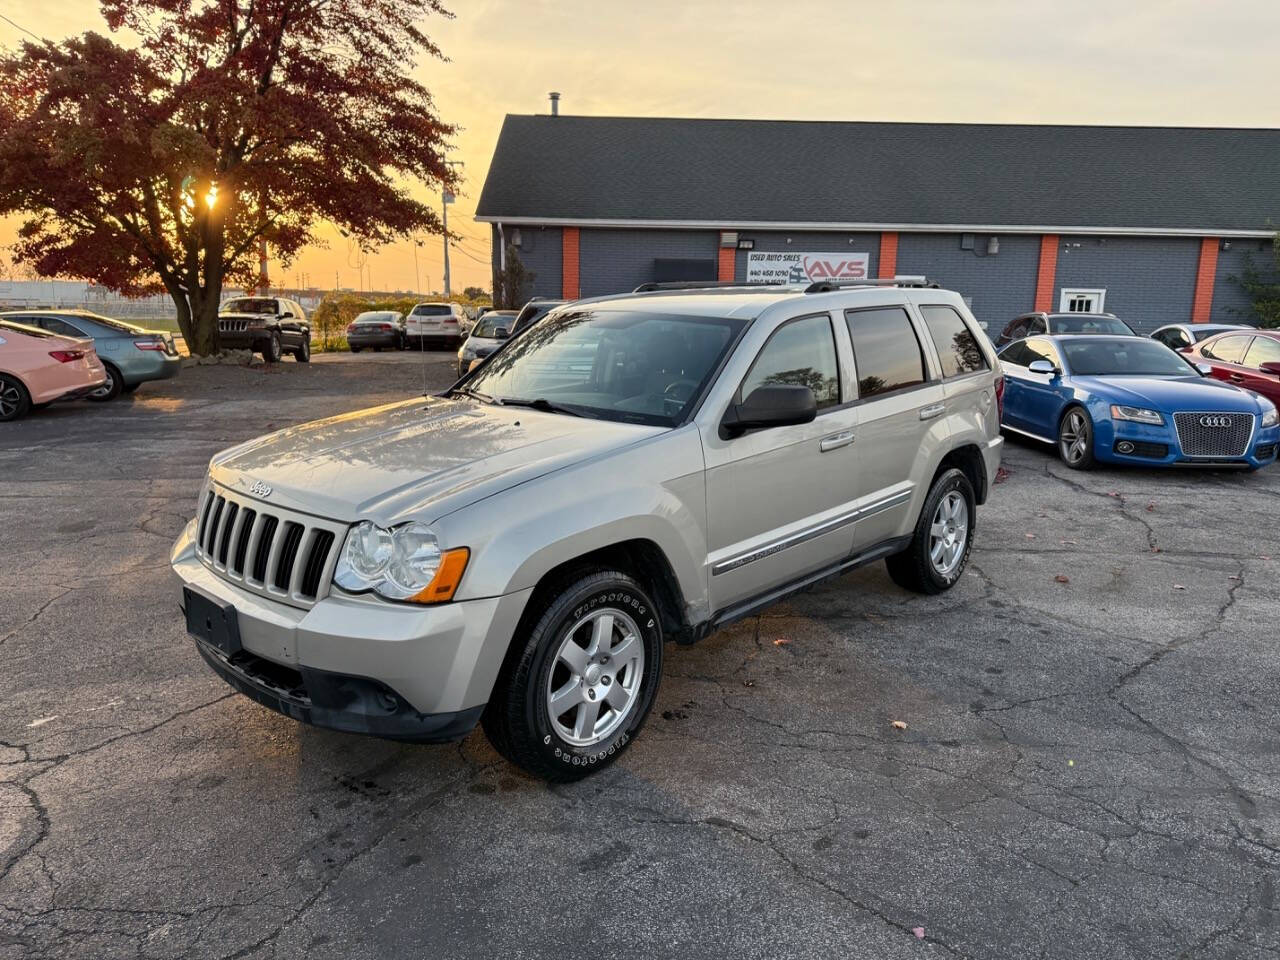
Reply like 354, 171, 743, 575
183, 586, 242, 656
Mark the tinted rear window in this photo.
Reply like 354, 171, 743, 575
845, 307, 927, 398
412, 305, 452, 317
921, 305, 988, 378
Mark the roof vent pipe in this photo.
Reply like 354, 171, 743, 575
549, 92, 560, 116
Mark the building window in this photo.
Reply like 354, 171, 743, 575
1060, 288, 1106, 313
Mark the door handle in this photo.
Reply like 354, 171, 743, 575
1229, 373, 1244, 382
918, 403, 946, 421
819, 431, 855, 452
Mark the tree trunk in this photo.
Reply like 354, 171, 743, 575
187, 285, 222, 356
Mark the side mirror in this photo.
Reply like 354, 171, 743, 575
1196, 363, 1214, 376
1260, 362, 1280, 376
1027, 359, 1058, 376
722, 384, 817, 437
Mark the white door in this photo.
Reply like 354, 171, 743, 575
1059, 288, 1106, 313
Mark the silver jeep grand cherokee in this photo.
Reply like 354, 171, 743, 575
171, 279, 1003, 780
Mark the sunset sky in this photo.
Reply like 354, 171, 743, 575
1, 0, 1278, 296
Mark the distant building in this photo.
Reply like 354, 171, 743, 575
476, 115, 1279, 332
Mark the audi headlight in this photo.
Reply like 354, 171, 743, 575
334, 520, 469, 604
1110, 404, 1163, 425
1261, 401, 1278, 428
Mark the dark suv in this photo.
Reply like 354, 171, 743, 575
993, 311, 1135, 349
217, 297, 311, 363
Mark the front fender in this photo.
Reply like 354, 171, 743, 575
435, 428, 709, 623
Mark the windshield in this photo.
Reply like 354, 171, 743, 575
354, 312, 396, 324
1049, 315, 1132, 336
1062, 338, 1197, 377
220, 298, 277, 315
411, 304, 452, 317
462, 308, 747, 426
473, 316, 512, 339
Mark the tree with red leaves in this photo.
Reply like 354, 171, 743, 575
0, 0, 455, 355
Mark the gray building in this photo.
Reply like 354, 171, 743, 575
476, 115, 1279, 333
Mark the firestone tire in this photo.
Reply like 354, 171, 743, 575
885, 467, 975, 595
482, 570, 663, 782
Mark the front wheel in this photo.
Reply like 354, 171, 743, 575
886, 467, 975, 594
1058, 407, 1096, 470
294, 338, 311, 363
482, 570, 663, 781
262, 333, 282, 363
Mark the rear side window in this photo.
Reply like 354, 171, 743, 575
1243, 337, 1280, 369
920, 305, 988, 379
1000, 319, 1027, 342
1154, 328, 1190, 349
740, 314, 840, 410
1203, 335, 1251, 364
845, 307, 926, 399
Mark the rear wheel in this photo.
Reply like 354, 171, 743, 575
88, 363, 123, 402
886, 467, 975, 594
482, 570, 663, 781
1058, 406, 1096, 470
0, 375, 31, 422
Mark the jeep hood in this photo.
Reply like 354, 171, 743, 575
207, 396, 664, 522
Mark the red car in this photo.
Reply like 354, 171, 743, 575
1185, 329, 1280, 406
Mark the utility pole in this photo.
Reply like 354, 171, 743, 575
442, 160, 464, 297
412, 238, 422, 295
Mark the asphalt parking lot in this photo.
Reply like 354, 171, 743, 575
2, 350, 1278, 959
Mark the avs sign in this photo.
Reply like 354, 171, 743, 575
745, 251, 870, 285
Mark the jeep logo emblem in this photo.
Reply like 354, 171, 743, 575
1198, 415, 1232, 428
248, 480, 272, 498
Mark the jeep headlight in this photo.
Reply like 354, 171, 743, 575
1261, 400, 1278, 428
334, 520, 469, 603
1110, 404, 1163, 425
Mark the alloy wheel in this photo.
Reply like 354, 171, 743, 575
545, 608, 645, 747
90, 367, 115, 399
0, 380, 21, 418
928, 490, 969, 577
1059, 410, 1089, 465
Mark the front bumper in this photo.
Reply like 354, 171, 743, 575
217, 327, 267, 350
1096, 418, 1280, 468
170, 520, 531, 739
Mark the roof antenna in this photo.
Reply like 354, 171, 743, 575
549, 92, 560, 116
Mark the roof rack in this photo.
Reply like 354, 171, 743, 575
804, 276, 937, 293
632, 281, 791, 293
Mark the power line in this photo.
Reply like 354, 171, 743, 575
0, 11, 42, 40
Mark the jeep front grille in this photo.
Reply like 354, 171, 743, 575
194, 485, 345, 608
1172, 412, 1253, 459
218, 319, 252, 332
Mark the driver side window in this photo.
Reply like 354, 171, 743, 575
1024, 338, 1061, 368
740, 314, 840, 410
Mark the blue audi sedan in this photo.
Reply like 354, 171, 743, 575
998, 335, 1279, 470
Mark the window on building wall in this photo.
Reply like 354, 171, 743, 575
1059, 288, 1106, 313
845, 306, 927, 398
920, 305, 988, 378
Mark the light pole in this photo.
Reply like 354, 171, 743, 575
412, 238, 422, 295
442, 160, 464, 297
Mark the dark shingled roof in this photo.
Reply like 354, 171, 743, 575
475, 115, 1280, 234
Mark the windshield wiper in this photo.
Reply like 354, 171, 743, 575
497, 397, 581, 417
450, 386, 495, 403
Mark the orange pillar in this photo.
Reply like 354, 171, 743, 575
1034, 235, 1059, 312
718, 245, 736, 282
1191, 237, 1219, 324
878, 232, 898, 279
562, 227, 580, 300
